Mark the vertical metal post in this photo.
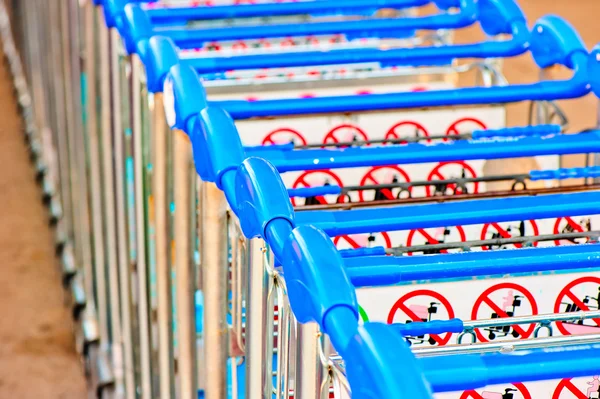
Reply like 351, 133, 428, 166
295, 322, 328, 399
245, 240, 271, 399
154, 93, 175, 399
131, 53, 154, 399
174, 129, 198, 399
111, 30, 137, 399
201, 181, 229, 399
84, 0, 109, 347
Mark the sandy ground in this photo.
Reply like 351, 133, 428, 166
0, 2, 597, 398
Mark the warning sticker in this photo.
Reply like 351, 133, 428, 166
334, 232, 393, 250
471, 282, 539, 342
553, 217, 593, 246
385, 121, 430, 143
446, 117, 487, 138
358, 165, 412, 202
480, 220, 540, 250
426, 161, 479, 197
461, 383, 531, 399
322, 124, 369, 146
406, 226, 467, 255
262, 127, 308, 146
387, 289, 455, 346
554, 276, 600, 336
553, 378, 600, 399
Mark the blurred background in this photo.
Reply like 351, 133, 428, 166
0, 1, 597, 398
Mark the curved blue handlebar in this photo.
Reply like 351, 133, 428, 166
345, 244, 600, 287
394, 319, 465, 336
296, 191, 600, 236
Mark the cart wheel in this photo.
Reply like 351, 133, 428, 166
488, 332, 495, 340
428, 337, 437, 346
511, 330, 520, 338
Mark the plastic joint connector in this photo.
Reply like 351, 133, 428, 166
138, 36, 179, 93
163, 64, 208, 131
529, 15, 587, 69
121, 4, 153, 55
477, 0, 526, 37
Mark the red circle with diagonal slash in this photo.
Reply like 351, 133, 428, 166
553, 217, 591, 246
385, 121, 430, 144
322, 124, 369, 146
426, 161, 479, 197
262, 128, 308, 146
387, 289, 455, 346
471, 283, 538, 343
553, 378, 599, 399
406, 226, 467, 256
554, 276, 600, 336
290, 170, 344, 207
333, 232, 393, 250
480, 220, 540, 250
461, 383, 532, 399
446, 117, 487, 137
358, 166, 412, 202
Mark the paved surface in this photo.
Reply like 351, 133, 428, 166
0, 2, 596, 398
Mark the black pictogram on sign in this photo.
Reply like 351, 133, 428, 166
471, 282, 539, 342
426, 161, 479, 197
554, 276, 600, 336
461, 383, 532, 399
406, 226, 467, 255
480, 220, 540, 250
358, 165, 412, 202
553, 217, 592, 246
262, 127, 308, 146
387, 289, 455, 346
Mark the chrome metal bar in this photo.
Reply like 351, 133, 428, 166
295, 322, 328, 399
174, 129, 198, 399
246, 240, 271, 399
201, 182, 229, 399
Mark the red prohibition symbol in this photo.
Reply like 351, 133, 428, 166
461, 383, 532, 399
553, 378, 600, 399
322, 124, 369, 146
385, 121, 430, 144
358, 166, 412, 202
290, 170, 344, 207
480, 220, 540, 250
262, 128, 308, 146
426, 161, 479, 197
553, 276, 600, 336
471, 282, 539, 343
387, 289, 455, 346
553, 217, 591, 246
406, 226, 467, 255
446, 117, 487, 137
333, 232, 393, 250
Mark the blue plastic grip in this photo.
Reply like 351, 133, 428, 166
471, 124, 561, 139
589, 45, 600, 97
287, 185, 342, 199
529, 166, 600, 181
234, 158, 295, 240
190, 106, 245, 187
121, 4, 153, 55
394, 319, 465, 337
139, 36, 179, 93
163, 64, 208, 130
477, 0, 525, 36
530, 15, 588, 69
344, 323, 432, 399
282, 225, 358, 350
338, 246, 388, 258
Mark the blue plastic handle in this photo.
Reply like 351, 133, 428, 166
287, 185, 342, 198
345, 244, 600, 287
296, 191, 600, 237
530, 166, 600, 181
394, 319, 465, 337
143, 0, 434, 25
471, 124, 562, 139
345, 323, 433, 399
121, 0, 478, 52
264, 132, 600, 173
589, 44, 600, 97
422, 343, 600, 392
